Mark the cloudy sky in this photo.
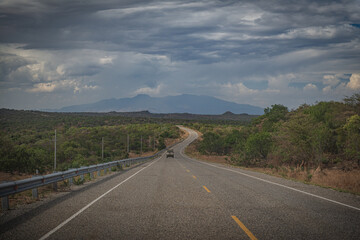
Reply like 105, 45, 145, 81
0, 0, 359, 110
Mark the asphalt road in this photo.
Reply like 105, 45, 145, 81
1, 127, 359, 239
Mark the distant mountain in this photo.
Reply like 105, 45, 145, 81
54, 94, 264, 115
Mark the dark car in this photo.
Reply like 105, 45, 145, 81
166, 149, 174, 158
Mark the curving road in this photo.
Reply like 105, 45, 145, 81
1, 127, 360, 239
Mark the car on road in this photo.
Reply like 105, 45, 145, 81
166, 149, 174, 158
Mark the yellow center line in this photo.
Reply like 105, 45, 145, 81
231, 216, 258, 240
192, 175, 197, 179
203, 185, 211, 193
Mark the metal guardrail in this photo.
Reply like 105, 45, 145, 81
0, 144, 178, 210
0, 155, 153, 198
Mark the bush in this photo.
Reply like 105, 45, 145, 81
198, 132, 224, 155
245, 132, 272, 160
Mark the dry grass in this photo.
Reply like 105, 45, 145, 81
245, 166, 360, 194
311, 168, 360, 193
185, 142, 360, 195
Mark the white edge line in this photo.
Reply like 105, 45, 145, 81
39, 157, 162, 240
180, 128, 360, 212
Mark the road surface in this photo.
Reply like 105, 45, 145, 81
1, 127, 359, 239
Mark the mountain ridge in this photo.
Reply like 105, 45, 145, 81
53, 94, 264, 115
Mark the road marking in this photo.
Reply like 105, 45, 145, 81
187, 156, 360, 211
179, 128, 360, 212
39, 157, 162, 240
192, 175, 197, 179
186, 169, 190, 173
203, 185, 211, 193
232, 216, 258, 240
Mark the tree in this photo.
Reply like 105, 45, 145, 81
343, 115, 360, 163
264, 104, 288, 122
261, 104, 289, 132
273, 110, 332, 167
344, 93, 360, 114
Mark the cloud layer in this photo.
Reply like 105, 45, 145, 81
1, 0, 359, 110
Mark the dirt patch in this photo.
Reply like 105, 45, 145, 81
179, 126, 190, 139
164, 127, 189, 147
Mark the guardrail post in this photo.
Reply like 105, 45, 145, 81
80, 174, 84, 181
52, 171, 58, 191
53, 182, 58, 191
90, 172, 94, 179
97, 170, 101, 177
68, 177, 73, 186
1, 181, 9, 210
1, 196, 9, 211
104, 168, 107, 175
32, 188, 38, 199
31, 176, 39, 199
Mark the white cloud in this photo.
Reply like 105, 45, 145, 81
278, 26, 338, 40
322, 85, 332, 93
56, 65, 65, 76
83, 85, 99, 90
134, 83, 165, 96
96, 2, 206, 19
323, 75, 340, 86
268, 73, 296, 89
304, 83, 317, 91
347, 73, 360, 90
27, 82, 56, 93
220, 82, 258, 95
99, 56, 114, 65
27, 79, 99, 93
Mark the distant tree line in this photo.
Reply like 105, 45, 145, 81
0, 111, 180, 174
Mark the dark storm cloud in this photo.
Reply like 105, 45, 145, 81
0, 0, 359, 109
1, 0, 358, 60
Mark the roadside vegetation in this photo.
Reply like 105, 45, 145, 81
1, 94, 359, 194
0, 110, 180, 176
186, 94, 360, 194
